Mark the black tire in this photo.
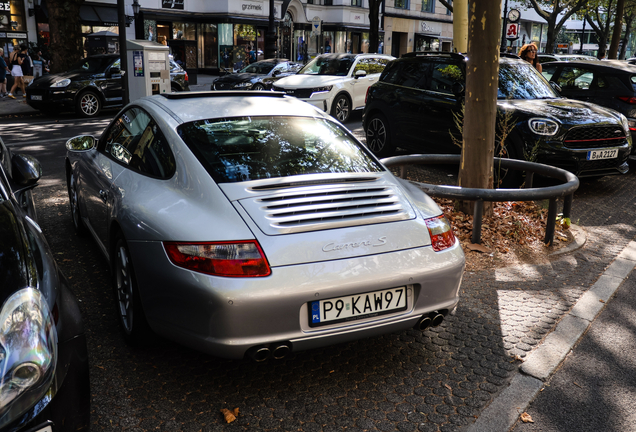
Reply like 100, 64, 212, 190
331, 94, 351, 122
171, 84, 180, 93
67, 171, 87, 236
252, 83, 265, 91
113, 234, 154, 345
365, 113, 394, 158
76, 91, 101, 117
494, 141, 523, 188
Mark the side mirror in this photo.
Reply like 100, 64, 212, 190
354, 69, 367, 79
109, 67, 121, 76
11, 153, 42, 188
452, 82, 465, 97
66, 135, 97, 152
273, 69, 281, 76
550, 81, 562, 94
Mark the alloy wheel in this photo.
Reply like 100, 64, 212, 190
80, 93, 99, 116
334, 96, 350, 122
366, 117, 387, 153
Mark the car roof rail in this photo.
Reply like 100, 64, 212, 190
401, 51, 466, 60
160, 91, 287, 100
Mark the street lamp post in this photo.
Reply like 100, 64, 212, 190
500, 0, 509, 51
117, 0, 129, 105
265, 0, 277, 59
132, 0, 142, 40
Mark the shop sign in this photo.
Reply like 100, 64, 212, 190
242, 2, 263, 12
311, 16, 321, 36
162, 0, 184, 10
0, 3, 10, 11
7, 32, 27, 39
350, 12, 364, 23
133, 50, 144, 77
506, 23, 520, 40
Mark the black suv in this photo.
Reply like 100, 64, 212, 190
542, 60, 636, 135
363, 52, 632, 179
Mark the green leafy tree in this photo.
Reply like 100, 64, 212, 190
47, 0, 85, 73
585, 0, 616, 58
518, 0, 588, 53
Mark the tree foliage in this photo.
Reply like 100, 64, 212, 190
47, 0, 85, 73
584, 0, 616, 58
517, 0, 587, 53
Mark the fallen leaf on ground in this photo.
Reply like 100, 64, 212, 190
444, 384, 452, 390
520, 412, 534, 423
510, 354, 524, 362
221, 408, 239, 423
599, 299, 606, 303
466, 243, 491, 253
573, 382, 582, 388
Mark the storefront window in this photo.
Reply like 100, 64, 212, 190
395, 0, 409, 9
9, 0, 25, 31
335, 31, 347, 54
234, 24, 256, 70
144, 20, 157, 42
361, 32, 370, 53
172, 22, 195, 40
219, 23, 233, 70
323, 31, 334, 54
293, 30, 309, 63
197, 23, 217, 68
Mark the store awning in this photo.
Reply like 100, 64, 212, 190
40, 1, 120, 27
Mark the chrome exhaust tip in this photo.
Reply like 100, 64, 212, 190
416, 316, 432, 331
431, 313, 445, 327
249, 346, 271, 362
272, 344, 291, 360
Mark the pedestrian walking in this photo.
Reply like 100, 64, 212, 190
0, 48, 10, 98
7, 44, 28, 99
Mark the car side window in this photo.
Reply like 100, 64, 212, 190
381, 61, 429, 89
424, 62, 464, 94
542, 65, 557, 81
102, 108, 176, 179
354, 57, 390, 75
556, 67, 594, 90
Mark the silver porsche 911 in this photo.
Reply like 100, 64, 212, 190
65, 91, 465, 360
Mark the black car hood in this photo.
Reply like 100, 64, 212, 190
500, 98, 621, 126
214, 73, 261, 84
0, 200, 31, 301
30, 70, 100, 89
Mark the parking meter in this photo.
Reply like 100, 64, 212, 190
126, 40, 170, 102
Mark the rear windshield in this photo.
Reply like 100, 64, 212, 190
498, 62, 559, 100
177, 116, 383, 183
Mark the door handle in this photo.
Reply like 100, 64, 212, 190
99, 189, 109, 202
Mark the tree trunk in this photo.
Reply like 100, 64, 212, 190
619, 14, 633, 59
609, 0, 626, 58
545, 19, 557, 54
456, 0, 500, 216
368, 0, 381, 53
47, 0, 84, 73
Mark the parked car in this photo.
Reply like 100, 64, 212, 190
538, 54, 599, 63
272, 53, 395, 122
26, 54, 190, 117
363, 52, 632, 181
211, 59, 302, 90
542, 60, 636, 140
64, 91, 465, 360
0, 137, 90, 431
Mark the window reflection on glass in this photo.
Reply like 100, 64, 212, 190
498, 63, 559, 100
177, 117, 384, 183
395, 0, 409, 9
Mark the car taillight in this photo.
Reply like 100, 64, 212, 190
164, 241, 271, 277
424, 215, 456, 252
184, 71, 189, 82
617, 96, 636, 104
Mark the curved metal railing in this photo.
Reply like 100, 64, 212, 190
380, 154, 580, 245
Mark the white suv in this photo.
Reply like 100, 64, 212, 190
273, 53, 395, 122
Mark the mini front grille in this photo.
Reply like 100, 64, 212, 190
564, 126, 627, 149
240, 184, 416, 235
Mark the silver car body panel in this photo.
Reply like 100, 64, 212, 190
66, 93, 465, 359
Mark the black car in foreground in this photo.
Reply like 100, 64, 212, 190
542, 60, 636, 137
363, 52, 632, 181
0, 137, 90, 431
211, 58, 301, 90
26, 54, 189, 117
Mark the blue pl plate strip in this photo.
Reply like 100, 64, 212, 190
311, 301, 321, 324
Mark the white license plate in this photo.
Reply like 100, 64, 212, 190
587, 149, 618, 160
309, 287, 407, 327
31, 95, 42, 100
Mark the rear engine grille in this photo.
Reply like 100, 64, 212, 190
243, 185, 416, 235
564, 126, 627, 149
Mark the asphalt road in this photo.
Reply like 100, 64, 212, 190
3, 112, 636, 432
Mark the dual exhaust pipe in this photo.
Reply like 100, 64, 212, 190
247, 343, 292, 362
415, 311, 446, 331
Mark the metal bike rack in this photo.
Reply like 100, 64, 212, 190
380, 154, 580, 245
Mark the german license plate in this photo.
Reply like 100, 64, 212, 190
309, 287, 407, 327
30, 95, 42, 101
587, 149, 618, 160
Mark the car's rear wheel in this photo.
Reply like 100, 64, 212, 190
67, 171, 87, 236
331, 94, 351, 122
252, 83, 265, 91
365, 113, 394, 158
171, 84, 180, 93
113, 234, 153, 345
76, 91, 101, 117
